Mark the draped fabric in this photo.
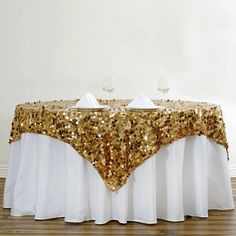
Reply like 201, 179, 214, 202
9, 99, 228, 191
4, 133, 234, 224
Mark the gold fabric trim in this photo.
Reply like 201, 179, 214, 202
9, 99, 228, 191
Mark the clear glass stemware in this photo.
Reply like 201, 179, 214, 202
102, 76, 115, 106
157, 76, 169, 101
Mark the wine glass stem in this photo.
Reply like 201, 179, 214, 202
162, 92, 166, 100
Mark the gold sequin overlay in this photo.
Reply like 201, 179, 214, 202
9, 99, 228, 191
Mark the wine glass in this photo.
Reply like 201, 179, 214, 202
157, 76, 169, 100
102, 76, 115, 106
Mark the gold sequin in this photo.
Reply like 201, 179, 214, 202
9, 99, 228, 191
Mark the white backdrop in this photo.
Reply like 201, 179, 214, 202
0, 0, 236, 175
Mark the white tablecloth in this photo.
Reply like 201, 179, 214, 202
3, 133, 234, 224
